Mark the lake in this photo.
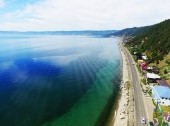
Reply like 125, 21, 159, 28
0, 34, 121, 126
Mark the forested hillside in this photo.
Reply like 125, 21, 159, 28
124, 19, 170, 62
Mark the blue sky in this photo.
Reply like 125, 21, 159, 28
0, 0, 170, 31
0, 0, 39, 14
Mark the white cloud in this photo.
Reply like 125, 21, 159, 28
0, 0, 170, 31
0, 0, 4, 8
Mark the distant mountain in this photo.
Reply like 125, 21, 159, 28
111, 26, 149, 36
125, 19, 170, 62
0, 30, 117, 37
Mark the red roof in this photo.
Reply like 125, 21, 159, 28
140, 63, 148, 70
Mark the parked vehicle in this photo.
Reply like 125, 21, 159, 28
149, 121, 154, 126
141, 117, 146, 124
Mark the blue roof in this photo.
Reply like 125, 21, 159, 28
153, 86, 170, 99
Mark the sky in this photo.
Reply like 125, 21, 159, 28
0, 0, 170, 31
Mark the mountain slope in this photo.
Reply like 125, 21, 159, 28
125, 19, 170, 62
111, 26, 149, 36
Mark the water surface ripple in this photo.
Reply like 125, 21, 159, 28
0, 35, 121, 126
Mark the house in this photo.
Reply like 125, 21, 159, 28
157, 80, 169, 87
146, 66, 153, 73
140, 62, 148, 71
152, 85, 170, 106
146, 73, 160, 79
146, 73, 161, 83
163, 113, 170, 122
134, 52, 137, 55
138, 60, 144, 64
152, 66, 159, 74
142, 55, 148, 60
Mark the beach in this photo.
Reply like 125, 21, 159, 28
113, 42, 134, 126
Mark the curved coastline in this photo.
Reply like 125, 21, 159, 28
112, 41, 133, 126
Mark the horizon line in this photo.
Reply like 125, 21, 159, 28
0, 29, 120, 32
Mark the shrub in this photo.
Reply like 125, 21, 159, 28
165, 59, 170, 65
157, 116, 162, 124
164, 69, 168, 74
142, 78, 147, 85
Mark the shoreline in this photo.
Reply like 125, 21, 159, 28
105, 41, 132, 126
104, 89, 121, 126
105, 41, 123, 126
112, 42, 133, 126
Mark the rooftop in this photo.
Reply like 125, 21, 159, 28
153, 85, 170, 99
157, 80, 169, 87
142, 55, 148, 60
146, 73, 160, 79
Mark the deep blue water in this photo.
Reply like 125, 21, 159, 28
0, 35, 121, 126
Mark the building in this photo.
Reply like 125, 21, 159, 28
152, 66, 159, 74
140, 62, 148, 71
146, 66, 153, 73
152, 85, 170, 106
146, 73, 161, 83
163, 113, 170, 122
137, 60, 144, 64
146, 73, 160, 79
142, 55, 148, 60
157, 80, 169, 87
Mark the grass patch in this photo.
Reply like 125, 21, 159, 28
152, 99, 156, 106
148, 90, 152, 96
153, 107, 163, 125
161, 106, 170, 114
125, 81, 130, 90
158, 53, 170, 80
159, 65, 170, 79
157, 53, 170, 68
162, 122, 169, 126
142, 78, 147, 85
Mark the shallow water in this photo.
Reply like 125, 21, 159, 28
0, 35, 121, 126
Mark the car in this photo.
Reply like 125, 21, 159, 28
149, 121, 154, 126
141, 117, 146, 124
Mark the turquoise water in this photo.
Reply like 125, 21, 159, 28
0, 35, 121, 126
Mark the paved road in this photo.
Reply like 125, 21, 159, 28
121, 43, 147, 126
